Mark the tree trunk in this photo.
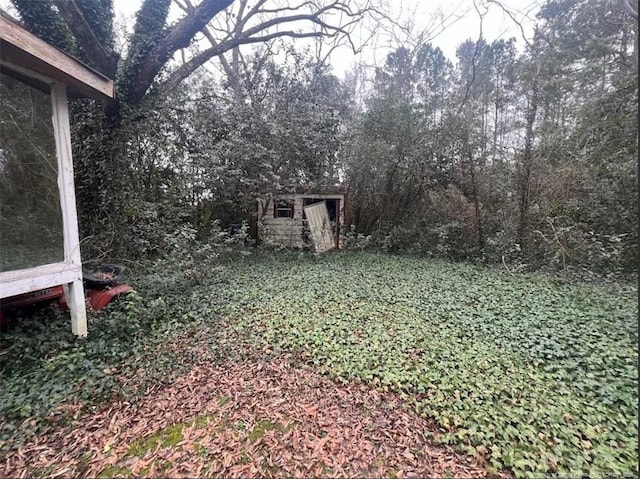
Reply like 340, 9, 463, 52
467, 149, 484, 249
517, 80, 539, 248
71, 103, 135, 256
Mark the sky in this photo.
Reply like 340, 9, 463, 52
111, 0, 543, 77
329, 0, 542, 72
0, 0, 544, 78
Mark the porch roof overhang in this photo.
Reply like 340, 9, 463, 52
0, 11, 114, 100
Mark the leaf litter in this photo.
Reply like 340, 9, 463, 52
1, 352, 499, 478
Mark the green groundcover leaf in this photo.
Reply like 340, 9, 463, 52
1, 251, 637, 478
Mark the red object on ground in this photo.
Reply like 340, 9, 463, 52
0, 286, 66, 311
86, 284, 133, 311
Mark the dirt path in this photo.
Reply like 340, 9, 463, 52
1, 357, 492, 478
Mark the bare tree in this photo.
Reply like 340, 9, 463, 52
10, 0, 381, 110
161, 0, 381, 99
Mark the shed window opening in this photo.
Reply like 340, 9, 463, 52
274, 199, 294, 218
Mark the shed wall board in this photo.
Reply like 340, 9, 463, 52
256, 192, 346, 249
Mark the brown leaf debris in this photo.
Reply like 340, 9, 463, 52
1, 356, 495, 478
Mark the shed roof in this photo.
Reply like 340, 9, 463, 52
0, 10, 114, 100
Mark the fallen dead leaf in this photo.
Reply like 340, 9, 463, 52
1, 352, 508, 479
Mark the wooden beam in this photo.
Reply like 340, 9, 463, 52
52, 82, 88, 337
0, 263, 81, 298
0, 12, 114, 100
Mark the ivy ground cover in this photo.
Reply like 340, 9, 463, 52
1, 250, 637, 477
206, 251, 637, 477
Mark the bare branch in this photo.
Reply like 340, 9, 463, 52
621, 0, 638, 19
125, 0, 233, 104
160, 0, 376, 94
484, 0, 536, 48
161, 30, 327, 93
174, 0, 241, 100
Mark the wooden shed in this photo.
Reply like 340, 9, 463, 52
0, 12, 115, 336
256, 186, 346, 252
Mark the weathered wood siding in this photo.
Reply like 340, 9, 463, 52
257, 193, 346, 249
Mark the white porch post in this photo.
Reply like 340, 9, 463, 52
51, 82, 88, 337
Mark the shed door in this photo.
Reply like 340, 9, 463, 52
303, 201, 335, 253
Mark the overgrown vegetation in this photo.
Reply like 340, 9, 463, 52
3, 0, 635, 274
1, 0, 638, 476
1, 250, 636, 477
342, 0, 638, 273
